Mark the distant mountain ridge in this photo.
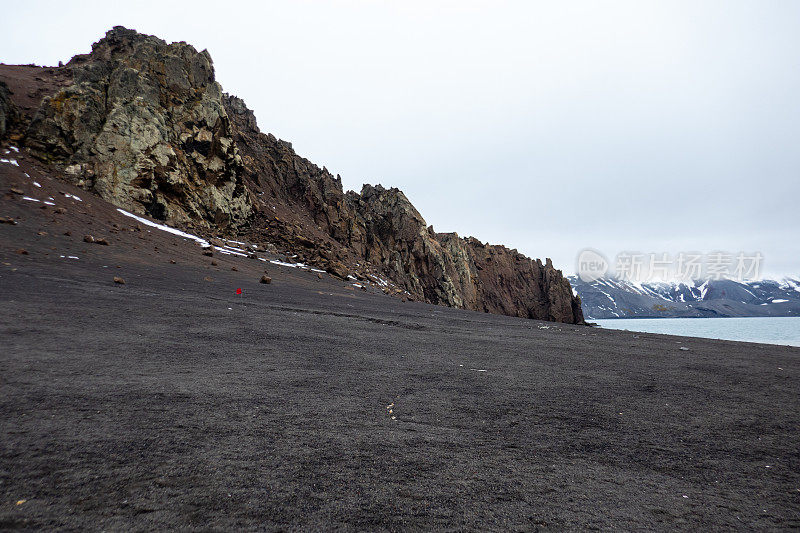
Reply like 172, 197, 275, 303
568, 276, 800, 319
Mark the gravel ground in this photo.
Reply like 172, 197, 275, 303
1, 161, 799, 530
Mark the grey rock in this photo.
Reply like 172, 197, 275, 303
25, 26, 252, 229
0, 80, 17, 139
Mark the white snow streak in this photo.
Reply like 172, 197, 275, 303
116, 208, 210, 246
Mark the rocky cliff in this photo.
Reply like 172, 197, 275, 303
2, 27, 583, 324
226, 94, 584, 323
0, 80, 17, 138
23, 26, 251, 229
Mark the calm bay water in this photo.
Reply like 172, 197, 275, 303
595, 316, 800, 347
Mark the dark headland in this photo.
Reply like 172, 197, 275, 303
1, 28, 799, 530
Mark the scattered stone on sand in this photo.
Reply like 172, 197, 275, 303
170, 259, 176, 264
83, 235, 95, 243
0, 216, 17, 224
37, 231, 47, 236
15, 248, 28, 255
10, 188, 23, 195
317, 273, 323, 279
231, 266, 238, 271
260, 275, 272, 284
211, 260, 218, 266
204, 276, 213, 282
63, 231, 71, 236
202, 248, 213, 257
54, 207, 66, 214
679, 347, 690, 351
113, 276, 125, 284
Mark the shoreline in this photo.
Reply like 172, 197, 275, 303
595, 316, 800, 347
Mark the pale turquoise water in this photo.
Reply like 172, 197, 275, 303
595, 317, 800, 347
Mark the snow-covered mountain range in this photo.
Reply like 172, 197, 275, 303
567, 276, 800, 320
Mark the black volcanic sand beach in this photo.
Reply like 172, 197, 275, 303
1, 163, 800, 530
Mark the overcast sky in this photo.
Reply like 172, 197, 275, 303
3, 1, 798, 278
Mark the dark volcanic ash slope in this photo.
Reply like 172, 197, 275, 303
1, 26, 583, 324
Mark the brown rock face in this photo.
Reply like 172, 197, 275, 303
4, 27, 583, 324
23, 26, 251, 228
0, 80, 18, 139
348, 187, 583, 322
225, 95, 584, 324
463, 242, 584, 322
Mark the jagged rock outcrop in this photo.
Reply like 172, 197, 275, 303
3, 27, 583, 324
348, 185, 474, 307
349, 185, 582, 322
224, 93, 362, 247
225, 94, 584, 323
0, 80, 17, 139
24, 26, 251, 228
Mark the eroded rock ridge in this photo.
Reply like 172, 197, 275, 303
2, 27, 583, 324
